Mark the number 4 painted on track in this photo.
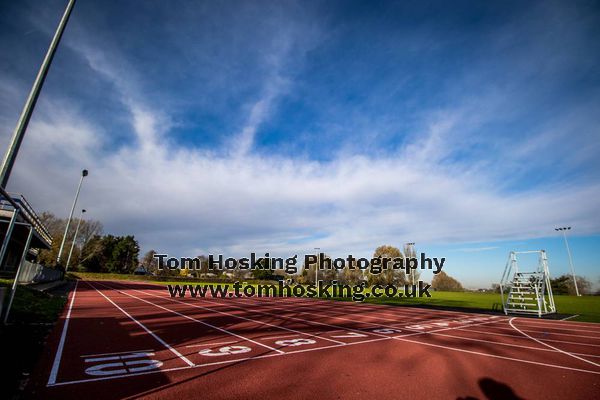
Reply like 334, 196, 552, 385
331, 332, 368, 338
198, 345, 252, 356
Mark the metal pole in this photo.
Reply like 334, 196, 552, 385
314, 247, 320, 285
562, 229, 580, 296
0, 0, 77, 188
0, 209, 19, 270
65, 209, 85, 271
3, 226, 33, 324
57, 169, 87, 264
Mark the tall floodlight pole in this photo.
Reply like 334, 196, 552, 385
555, 227, 580, 296
0, 0, 77, 188
314, 247, 320, 285
65, 208, 85, 271
57, 169, 88, 264
405, 242, 416, 285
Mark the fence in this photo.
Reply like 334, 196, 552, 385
17, 261, 63, 284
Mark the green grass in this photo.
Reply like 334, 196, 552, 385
71, 272, 600, 323
0, 278, 67, 323
0, 279, 68, 397
368, 290, 600, 323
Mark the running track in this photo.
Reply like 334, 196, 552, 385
25, 280, 600, 399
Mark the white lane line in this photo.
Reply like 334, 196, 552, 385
455, 327, 600, 348
427, 331, 600, 359
222, 294, 502, 337
266, 295, 474, 320
509, 317, 600, 368
232, 295, 449, 325
81, 349, 154, 358
47, 280, 79, 386
221, 294, 500, 335
86, 282, 195, 367
96, 282, 284, 355
477, 321, 600, 340
85, 352, 156, 363
46, 281, 600, 388
48, 336, 390, 387
391, 334, 600, 375
105, 278, 346, 345
185, 341, 237, 348
261, 334, 305, 340
124, 286, 347, 346
49, 319, 600, 388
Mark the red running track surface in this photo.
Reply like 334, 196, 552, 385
25, 280, 600, 399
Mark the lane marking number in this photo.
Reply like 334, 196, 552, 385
275, 338, 316, 347
331, 332, 368, 339
373, 328, 401, 334
84, 352, 162, 376
198, 345, 252, 356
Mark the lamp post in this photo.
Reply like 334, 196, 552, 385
65, 208, 85, 271
57, 169, 88, 264
555, 226, 580, 296
314, 247, 320, 285
405, 242, 416, 285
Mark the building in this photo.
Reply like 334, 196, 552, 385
0, 191, 52, 274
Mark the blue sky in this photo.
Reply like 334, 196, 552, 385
1, 0, 599, 288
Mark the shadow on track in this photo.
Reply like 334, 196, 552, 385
457, 377, 524, 400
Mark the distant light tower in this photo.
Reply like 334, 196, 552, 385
65, 208, 86, 271
314, 247, 320, 285
404, 242, 416, 285
57, 169, 88, 264
555, 226, 580, 296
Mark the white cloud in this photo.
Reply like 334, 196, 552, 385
3, 0, 599, 267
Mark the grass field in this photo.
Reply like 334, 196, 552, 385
368, 291, 600, 322
70, 272, 600, 323
0, 279, 68, 397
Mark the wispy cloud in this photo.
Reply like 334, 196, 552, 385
455, 246, 499, 253
1, 0, 598, 279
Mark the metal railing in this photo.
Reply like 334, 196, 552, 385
0, 188, 53, 246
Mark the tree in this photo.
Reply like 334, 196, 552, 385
368, 245, 406, 286
80, 234, 140, 273
339, 266, 363, 285
432, 271, 463, 291
37, 211, 103, 267
141, 250, 158, 274
550, 275, 591, 295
